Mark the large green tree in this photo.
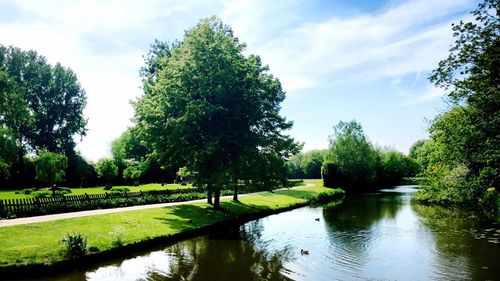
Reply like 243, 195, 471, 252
324, 120, 379, 189
415, 0, 499, 209
0, 45, 87, 154
34, 150, 68, 188
96, 158, 118, 187
135, 17, 298, 208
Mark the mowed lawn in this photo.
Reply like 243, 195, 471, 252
0, 183, 193, 200
0, 180, 342, 267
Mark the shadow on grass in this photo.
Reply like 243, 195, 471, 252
152, 187, 339, 232
153, 200, 276, 233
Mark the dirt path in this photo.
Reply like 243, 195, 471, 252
0, 184, 312, 228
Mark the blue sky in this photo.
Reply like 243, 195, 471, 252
0, 0, 479, 161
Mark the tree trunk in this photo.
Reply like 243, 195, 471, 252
232, 180, 238, 202
207, 184, 213, 205
214, 189, 220, 209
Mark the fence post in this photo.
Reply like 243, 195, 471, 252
85, 193, 90, 203
0, 199, 4, 217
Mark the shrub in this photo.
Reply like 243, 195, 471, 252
321, 161, 338, 188
88, 246, 100, 253
15, 188, 34, 195
33, 191, 51, 198
56, 187, 72, 195
310, 190, 345, 204
109, 187, 130, 194
61, 233, 87, 259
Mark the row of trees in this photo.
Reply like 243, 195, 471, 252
288, 121, 418, 189
411, 0, 499, 211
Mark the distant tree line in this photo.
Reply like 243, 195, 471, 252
288, 120, 419, 190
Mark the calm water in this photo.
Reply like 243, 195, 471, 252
33, 186, 500, 280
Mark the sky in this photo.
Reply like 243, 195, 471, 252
0, 0, 480, 161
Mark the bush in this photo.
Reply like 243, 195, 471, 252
58, 187, 72, 195
103, 185, 112, 190
14, 188, 33, 195
33, 191, 51, 198
321, 161, 338, 188
61, 233, 87, 259
109, 187, 130, 194
310, 190, 345, 204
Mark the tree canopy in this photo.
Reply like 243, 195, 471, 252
415, 0, 499, 210
95, 158, 118, 186
0, 45, 87, 154
324, 120, 379, 188
34, 150, 68, 187
134, 17, 298, 207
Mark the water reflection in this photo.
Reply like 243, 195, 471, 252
85, 222, 293, 281
412, 203, 500, 280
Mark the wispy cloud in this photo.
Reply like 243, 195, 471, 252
221, 0, 475, 94
401, 85, 448, 107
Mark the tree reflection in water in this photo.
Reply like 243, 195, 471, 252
412, 203, 500, 280
162, 221, 294, 281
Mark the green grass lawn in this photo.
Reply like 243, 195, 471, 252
0, 179, 342, 267
0, 183, 192, 200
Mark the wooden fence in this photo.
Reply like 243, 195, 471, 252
0, 188, 199, 218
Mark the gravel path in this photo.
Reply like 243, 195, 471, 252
0, 184, 310, 228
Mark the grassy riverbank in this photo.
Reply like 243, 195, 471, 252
0, 180, 343, 270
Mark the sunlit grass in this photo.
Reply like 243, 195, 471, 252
0, 179, 342, 267
0, 183, 192, 200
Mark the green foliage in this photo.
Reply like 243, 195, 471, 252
409, 139, 426, 160
287, 150, 326, 179
65, 151, 96, 188
135, 17, 298, 206
0, 45, 87, 154
34, 150, 68, 186
122, 161, 145, 183
321, 161, 338, 188
61, 233, 87, 259
108, 187, 130, 194
14, 188, 33, 195
0, 128, 19, 180
322, 121, 416, 189
309, 190, 345, 204
416, 0, 499, 211
177, 167, 192, 178
379, 149, 417, 184
32, 190, 51, 198
96, 158, 118, 184
324, 120, 379, 189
